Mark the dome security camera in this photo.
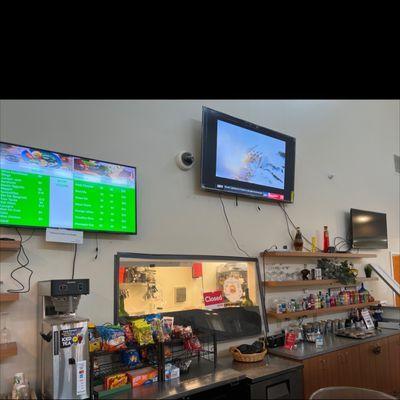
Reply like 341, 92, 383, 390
176, 151, 195, 170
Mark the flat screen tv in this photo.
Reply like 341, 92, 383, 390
201, 107, 296, 202
0, 142, 137, 234
350, 208, 388, 249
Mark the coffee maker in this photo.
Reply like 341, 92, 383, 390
38, 279, 90, 399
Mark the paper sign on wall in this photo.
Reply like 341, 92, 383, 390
46, 228, 83, 244
203, 291, 224, 309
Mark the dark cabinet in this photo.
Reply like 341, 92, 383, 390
358, 338, 390, 393
302, 334, 400, 399
303, 352, 338, 398
387, 334, 400, 397
336, 345, 361, 387
249, 369, 303, 400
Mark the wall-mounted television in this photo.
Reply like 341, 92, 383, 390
0, 142, 137, 234
350, 208, 388, 249
201, 107, 296, 203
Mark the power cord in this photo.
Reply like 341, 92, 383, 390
278, 203, 318, 252
334, 236, 352, 252
219, 193, 251, 258
94, 232, 99, 261
72, 243, 78, 279
7, 228, 34, 293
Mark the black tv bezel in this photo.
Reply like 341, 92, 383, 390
201, 107, 296, 203
350, 208, 388, 249
0, 141, 138, 235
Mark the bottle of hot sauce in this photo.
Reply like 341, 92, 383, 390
323, 226, 330, 252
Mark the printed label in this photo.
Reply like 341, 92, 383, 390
60, 327, 83, 348
76, 360, 87, 397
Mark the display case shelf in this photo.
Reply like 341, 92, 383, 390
260, 251, 377, 259
0, 342, 17, 361
0, 240, 21, 251
264, 277, 379, 288
0, 293, 20, 302
267, 301, 380, 321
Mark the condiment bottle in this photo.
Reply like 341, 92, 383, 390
323, 226, 330, 252
311, 236, 317, 252
294, 227, 304, 251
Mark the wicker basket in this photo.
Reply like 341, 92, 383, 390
229, 346, 268, 363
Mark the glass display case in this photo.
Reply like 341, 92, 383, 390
114, 253, 268, 341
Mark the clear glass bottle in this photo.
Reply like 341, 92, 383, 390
315, 328, 324, 348
293, 227, 304, 251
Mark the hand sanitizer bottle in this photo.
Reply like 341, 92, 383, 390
315, 328, 324, 348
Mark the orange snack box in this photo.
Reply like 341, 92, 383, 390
127, 367, 158, 388
104, 372, 128, 390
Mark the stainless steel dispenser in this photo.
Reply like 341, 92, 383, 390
38, 279, 90, 399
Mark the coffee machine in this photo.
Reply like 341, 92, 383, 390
38, 279, 90, 399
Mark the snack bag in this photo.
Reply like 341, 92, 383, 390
172, 325, 184, 339
97, 325, 127, 352
146, 315, 164, 342
184, 335, 202, 351
88, 323, 102, 353
132, 318, 154, 346
181, 326, 193, 339
162, 316, 174, 338
121, 349, 141, 368
104, 373, 128, 390
122, 323, 135, 344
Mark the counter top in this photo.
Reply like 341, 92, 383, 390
116, 367, 246, 399
217, 354, 302, 383
268, 328, 400, 361
103, 353, 302, 399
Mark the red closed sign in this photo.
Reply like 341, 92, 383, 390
203, 291, 224, 308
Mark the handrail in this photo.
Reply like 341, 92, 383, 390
370, 263, 400, 296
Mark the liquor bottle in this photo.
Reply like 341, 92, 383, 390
323, 226, 330, 252
319, 291, 325, 308
325, 293, 330, 308
310, 294, 315, 310
293, 227, 304, 251
241, 288, 254, 307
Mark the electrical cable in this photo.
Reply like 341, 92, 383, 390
94, 232, 99, 260
7, 228, 34, 293
219, 194, 251, 258
334, 236, 352, 252
278, 203, 318, 252
72, 243, 78, 279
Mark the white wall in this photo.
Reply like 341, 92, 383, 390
1, 100, 399, 390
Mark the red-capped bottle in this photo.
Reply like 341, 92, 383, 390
323, 226, 330, 252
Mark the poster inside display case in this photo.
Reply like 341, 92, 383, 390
114, 254, 268, 341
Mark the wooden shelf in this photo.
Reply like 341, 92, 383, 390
260, 251, 377, 259
0, 342, 17, 361
0, 293, 20, 302
0, 240, 21, 251
267, 301, 379, 321
264, 277, 379, 288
